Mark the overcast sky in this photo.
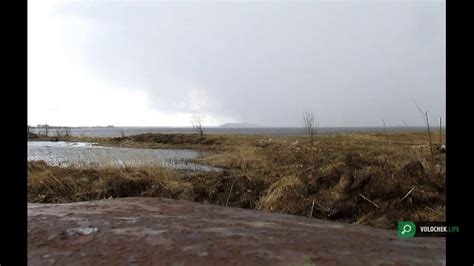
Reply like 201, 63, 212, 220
28, 0, 445, 127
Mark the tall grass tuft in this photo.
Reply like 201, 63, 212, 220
27, 161, 193, 203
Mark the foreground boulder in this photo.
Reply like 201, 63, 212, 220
28, 197, 445, 265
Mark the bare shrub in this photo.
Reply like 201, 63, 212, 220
192, 113, 204, 139
303, 111, 318, 145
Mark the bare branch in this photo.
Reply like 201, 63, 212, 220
413, 99, 436, 175
413, 99, 426, 122
358, 193, 380, 209
308, 199, 315, 217
400, 187, 415, 202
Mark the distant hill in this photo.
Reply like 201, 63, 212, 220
219, 123, 260, 128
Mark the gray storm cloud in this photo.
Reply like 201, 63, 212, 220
55, 1, 445, 127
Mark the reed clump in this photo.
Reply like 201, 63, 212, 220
27, 161, 193, 203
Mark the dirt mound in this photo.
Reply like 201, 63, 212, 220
403, 161, 427, 177
360, 174, 401, 200
288, 158, 445, 227
191, 171, 267, 209
328, 200, 360, 221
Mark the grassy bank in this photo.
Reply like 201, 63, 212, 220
27, 131, 445, 229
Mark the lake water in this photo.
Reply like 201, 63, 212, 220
30, 126, 427, 138
27, 141, 220, 171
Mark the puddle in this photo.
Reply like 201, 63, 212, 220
27, 141, 220, 172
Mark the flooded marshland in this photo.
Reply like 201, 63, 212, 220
27, 141, 219, 171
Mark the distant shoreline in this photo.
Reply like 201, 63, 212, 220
28, 126, 441, 138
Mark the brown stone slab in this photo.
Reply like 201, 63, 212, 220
28, 197, 445, 265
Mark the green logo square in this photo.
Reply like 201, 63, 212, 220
398, 221, 416, 238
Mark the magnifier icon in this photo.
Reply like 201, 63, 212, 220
401, 224, 412, 235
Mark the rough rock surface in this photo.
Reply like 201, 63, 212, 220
28, 197, 445, 265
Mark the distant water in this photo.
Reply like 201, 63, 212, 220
31, 126, 428, 138
27, 141, 220, 171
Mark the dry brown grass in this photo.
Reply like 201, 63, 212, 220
27, 131, 446, 229
256, 175, 307, 215
194, 146, 268, 170
28, 161, 193, 203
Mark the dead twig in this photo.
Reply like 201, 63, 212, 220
308, 199, 315, 217
425, 206, 442, 215
400, 187, 415, 202
413, 99, 435, 174
358, 193, 380, 209
225, 180, 236, 206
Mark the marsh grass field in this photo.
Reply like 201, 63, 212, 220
27, 130, 445, 230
